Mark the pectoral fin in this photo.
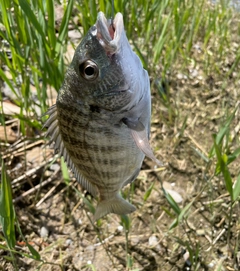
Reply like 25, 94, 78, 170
122, 117, 163, 166
122, 117, 145, 131
131, 129, 163, 166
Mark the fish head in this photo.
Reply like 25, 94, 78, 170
60, 12, 147, 111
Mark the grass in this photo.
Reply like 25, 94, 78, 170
0, 0, 239, 270
0, 0, 73, 133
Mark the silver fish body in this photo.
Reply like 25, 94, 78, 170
44, 12, 161, 221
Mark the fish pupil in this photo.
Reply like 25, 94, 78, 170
85, 66, 95, 76
79, 60, 99, 80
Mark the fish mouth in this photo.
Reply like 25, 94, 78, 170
95, 12, 123, 55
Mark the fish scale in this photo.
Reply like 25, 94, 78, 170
44, 12, 162, 221
59, 108, 137, 181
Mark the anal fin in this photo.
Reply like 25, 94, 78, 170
72, 164, 98, 198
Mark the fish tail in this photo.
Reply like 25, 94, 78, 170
93, 194, 136, 222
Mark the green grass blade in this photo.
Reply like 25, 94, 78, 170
56, 0, 74, 50
0, 69, 19, 99
61, 157, 70, 185
209, 108, 237, 158
233, 174, 240, 201
169, 200, 194, 230
153, 13, 171, 63
163, 188, 181, 215
0, 161, 16, 249
213, 137, 233, 200
121, 214, 131, 231
89, 0, 97, 20
143, 182, 155, 202
18, 0, 46, 38
87, 264, 97, 271
71, 185, 96, 215
227, 147, 240, 165
16, 219, 41, 260
46, 0, 56, 50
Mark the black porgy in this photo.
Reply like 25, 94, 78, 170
44, 12, 162, 221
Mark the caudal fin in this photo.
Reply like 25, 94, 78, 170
93, 194, 136, 222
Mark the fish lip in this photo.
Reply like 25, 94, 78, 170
95, 12, 123, 54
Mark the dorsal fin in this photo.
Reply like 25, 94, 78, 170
44, 105, 98, 198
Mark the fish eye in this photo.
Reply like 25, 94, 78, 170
79, 60, 99, 80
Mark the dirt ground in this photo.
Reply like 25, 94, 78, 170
1, 6, 240, 271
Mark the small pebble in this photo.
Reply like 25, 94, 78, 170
177, 73, 184, 80
165, 189, 183, 203
208, 262, 215, 268
50, 163, 60, 171
193, 43, 201, 50
131, 236, 140, 245
40, 226, 49, 238
148, 235, 158, 247
196, 229, 205, 236
12, 163, 22, 171
117, 225, 123, 232
65, 238, 73, 246
86, 245, 94, 251
183, 251, 190, 261
190, 69, 198, 77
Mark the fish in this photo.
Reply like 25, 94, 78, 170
44, 12, 162, 222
